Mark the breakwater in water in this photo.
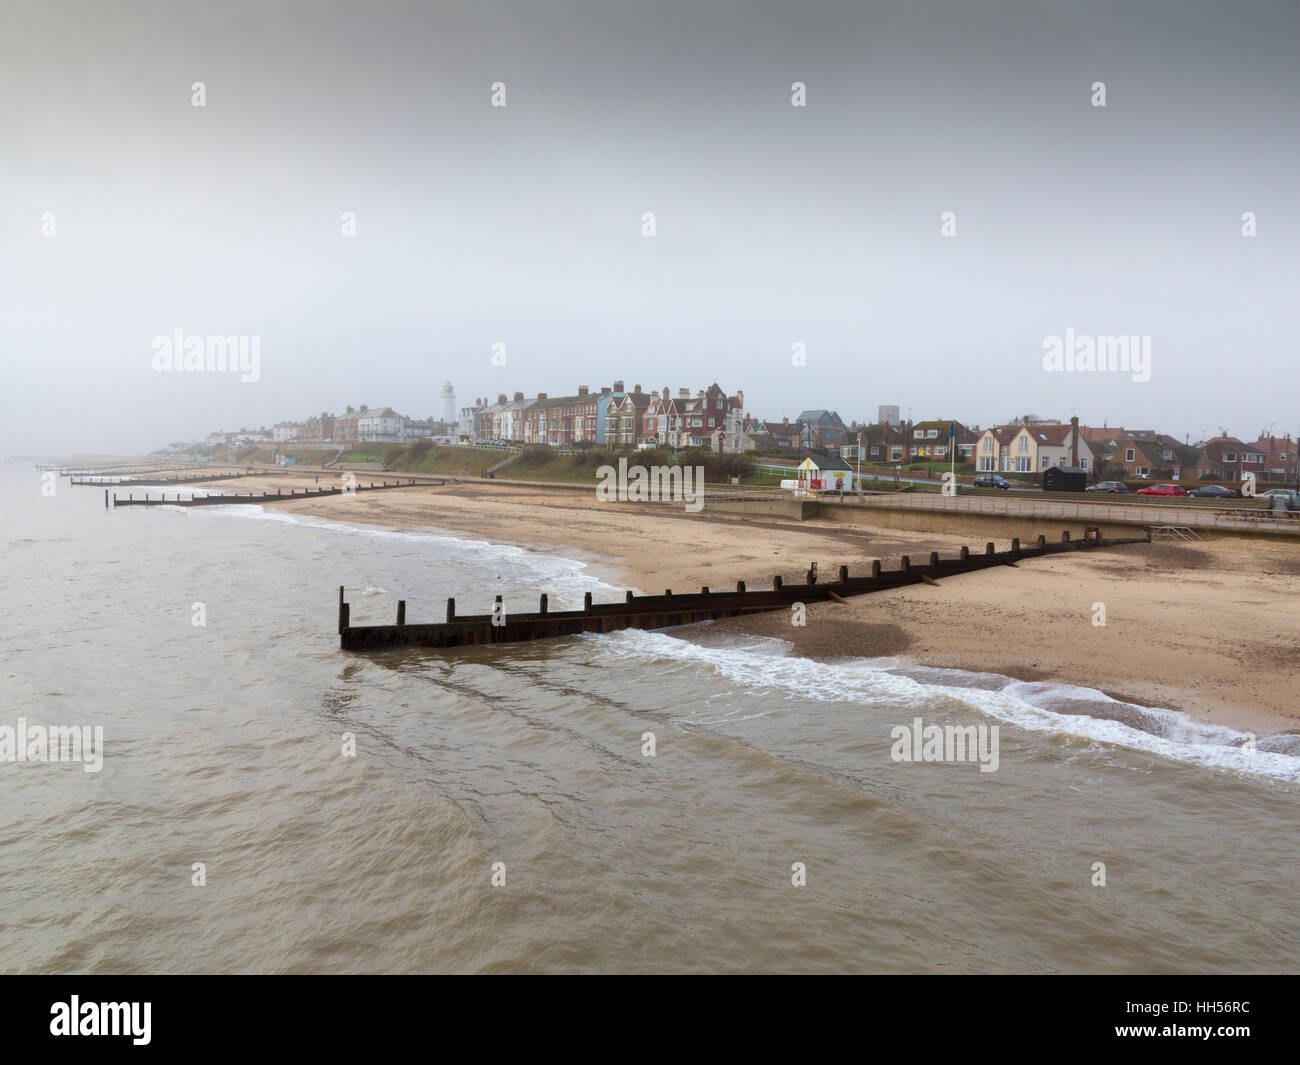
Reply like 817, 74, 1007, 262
340, 527, 1148, 649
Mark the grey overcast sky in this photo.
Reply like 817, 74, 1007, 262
2, 0, 1297, 453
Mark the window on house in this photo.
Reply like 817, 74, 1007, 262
1137, 466, 1149, 476
1041, 456, 1050, 469
983, 438, 992, 453
1224, 453, 1236, 462
927, 429, 938, 438
1080, 458, 1089, 470
1018, 437, 1028, 452
1125, 449, 1135, 461
890, 447, 902, 460
1016, 457, 1031, 472
870, 446, 880, 456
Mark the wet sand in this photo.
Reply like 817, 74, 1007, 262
199, 474, 1300, 734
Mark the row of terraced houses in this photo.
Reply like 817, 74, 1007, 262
465, 382, 749, 452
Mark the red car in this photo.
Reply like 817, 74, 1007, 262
1136, 483, 1186, 496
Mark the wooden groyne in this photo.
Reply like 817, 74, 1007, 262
72, 470, 285, 486
110, 478, 436, 508
340, 527, 1148, 651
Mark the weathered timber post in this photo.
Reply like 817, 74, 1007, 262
986, 542, 995, 555
446, 598, 456, 622
839, 565, 849, 583
871, 560, 881, 577
1037, 535, 1047, 548
701, 586, 709, 595
1011, 537, 1021, 556
930, 552, 940, 567
338, 587, 346, 634
1061, 531, 1070, 542
396, 600, 406, 625
960, 546, 969, 560
773, 576, 783, 590
540, 594, 548, 615
626, 590, 634, 603
105, 490, 108, 509
808, 562, 818, 584
737, 580, 746, 593
901, 555, 911, 570
584, 592, 593, 613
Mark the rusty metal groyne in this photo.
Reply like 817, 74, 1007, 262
339, 527, 1147, 650
110, 478, 434, 508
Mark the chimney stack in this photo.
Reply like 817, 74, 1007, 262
1070, 415, 1079, 467
614, 380, 624, 393
578, 385, 589, 397
497, 394, 507, 405
633, 383, 642, 394
513, 392, 523, 402
538, 393, 547, 401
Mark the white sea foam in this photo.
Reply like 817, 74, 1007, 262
592, 629, 1300, 782
185, 504, 626, 607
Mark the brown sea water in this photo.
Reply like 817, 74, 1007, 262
2, 465, 1298, 973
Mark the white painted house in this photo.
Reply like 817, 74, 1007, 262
357, 407, 406, 442
974, 423, 1093, 474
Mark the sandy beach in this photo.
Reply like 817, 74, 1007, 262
203, 473, 1300, 735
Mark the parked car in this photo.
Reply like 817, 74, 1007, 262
1085, 480, 1128, 493
1258, 488, 1300, 510
1136, 483, 1186, 496
1186, 484, 1239, 498
973, 473, 1012, 490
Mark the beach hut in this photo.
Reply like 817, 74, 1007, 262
796, 454, 857, 493
1043, 466, 1086, 491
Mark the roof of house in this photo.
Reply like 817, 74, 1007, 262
1030, 424, 1077, 446
1250, 435, 1297, 455
764, 421, 800, 437
806, 454, 853, 471
797, 410, 845, 428
983, 426, 1025, 445
1080, 425, 1122, 442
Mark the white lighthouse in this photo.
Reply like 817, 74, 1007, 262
440, 380, 456, 428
